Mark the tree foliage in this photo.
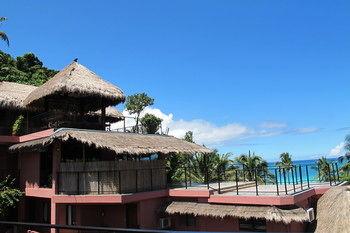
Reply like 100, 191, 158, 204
0, 176, 22, 217
235, 152, 269, 182
0, 17, 9, 46
0, 51, 57, 86
317, 157, 331, 182
276, 152, 293, 170
140, 113, 162, 134
12, 115, 24, 136
125, 93, 154, 132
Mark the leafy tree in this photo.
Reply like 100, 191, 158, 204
140, 113, 162, 134
125, 93, 154, 132
338, 135, 350, 181
276, 152, 293, 183
190, 150, 234, 183
235, 152, 269, 182
0, 176, 22, 217
0, 51, 57, 86
167, 131, 193, 183
0, 17, 9, 46
12, 115, 24, 135
317, 157, 331, 182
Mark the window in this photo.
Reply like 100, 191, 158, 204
185, 214, 196, 227
239, 218, 266, 232
66, 205, 76, 226
43, 202, 50, 223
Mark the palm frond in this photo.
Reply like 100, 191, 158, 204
0, 32, 9, 46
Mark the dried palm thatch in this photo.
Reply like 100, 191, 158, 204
0, 81, 36, 110
24, 61, 125, 109
9, 128, 212, 155
164, 202, 308, 224
315, 185, 350, 233
88, 106, 124, 122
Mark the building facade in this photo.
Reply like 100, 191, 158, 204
0, 61, 343, 233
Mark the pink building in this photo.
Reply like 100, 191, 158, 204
0, 61, 343, 233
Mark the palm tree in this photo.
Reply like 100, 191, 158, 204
317, 157, 331, 182
190, 150, 234, 184
235, 151, 269, 182
338, 135, 350, 181
276, 152, 293, 183
0, 17, 9, 46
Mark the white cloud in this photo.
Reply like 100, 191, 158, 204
260, 122, 287, 129
168, 119, 248, 145
330, 142, 345, 156
293, 127, 319, 134
111, 107, 320, 146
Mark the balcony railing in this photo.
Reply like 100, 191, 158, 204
172, 162, 342, 196
57, 160, 167, 195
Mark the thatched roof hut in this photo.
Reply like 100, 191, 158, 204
24, 61, 125, 110
88, 106, 124, 122
0, 81, 37, 110
9, 128, 212, 155
164, 201, 308, 224
315, 185, 350, 233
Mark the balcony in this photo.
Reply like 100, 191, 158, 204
171, 162, 344, 197
57, 160, 167, 195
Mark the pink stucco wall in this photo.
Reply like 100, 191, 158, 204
19, 152, 40, 189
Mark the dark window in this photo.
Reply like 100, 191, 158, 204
66, 205, 76, 225
185, 214, 196, 226
43, 202, 50, 223
39, 151, 52, 188
239, 218, 266, 232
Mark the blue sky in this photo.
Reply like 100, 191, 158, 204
2, 0, 350, 161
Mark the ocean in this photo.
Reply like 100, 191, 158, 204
267, 158, 342, 183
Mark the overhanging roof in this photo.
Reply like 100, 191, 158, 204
9, 128, 212, 155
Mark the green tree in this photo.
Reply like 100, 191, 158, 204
125, 93, 154, 132
0, 176, 22, 217
276, 152, 293, 183
338, 135, 350, 181
140, 113, 162, 134
0, 51, 57, 86
0, 17, 9, 46
166, 131, 192, 184
235, 152, 269, 182
191, 150, 234, 183
317, 157, 331, 182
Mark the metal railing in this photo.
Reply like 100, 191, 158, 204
0, 221, 171, 233
175, 162, 342, 196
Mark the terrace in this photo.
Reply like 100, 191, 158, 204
171, 162, 344, 197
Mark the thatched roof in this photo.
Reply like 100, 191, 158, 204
9, 128, 212, 155
315, 185, 350, 233
88, 106, 124, 122
0, 81, 36, 110
164, 202, 308, 224
24, 61, 125, 110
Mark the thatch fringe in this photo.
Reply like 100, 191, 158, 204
9, 128, 212, 155
88, 106, 124, 121
315, 185, 350, 233
24, 61, 125, 108
0, 81, 36, 109
164, 202, 308, 224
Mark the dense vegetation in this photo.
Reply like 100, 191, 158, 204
0, 51, 57, 86
0, 177, 22, 218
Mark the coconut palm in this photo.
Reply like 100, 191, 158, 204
317, 157, 331, 182
338, 135, 350, 181
235, 152, 269, 182
0, 17, 9, 46
276, 152, 293, 184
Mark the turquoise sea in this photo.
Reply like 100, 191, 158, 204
267, 158, 342, 183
